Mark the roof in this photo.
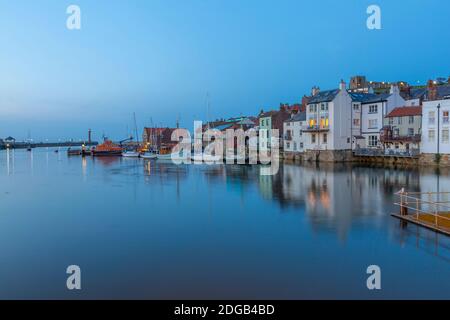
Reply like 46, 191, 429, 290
308, 89, 340, 104
4, 136, 15, 141
285, 111, 306, 123
350, 92, 391, 104
259, 110, 279, 118
385, 106, 422, 118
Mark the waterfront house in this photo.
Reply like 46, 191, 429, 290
142, 127, 178, 151
283, 111, 306, 154
402, 79, 450, 106
258, 106, 291, 149
350, 84, 406, 149
303, 80, 353, 161
380, 106, 422, 155
421, 98, 450, 157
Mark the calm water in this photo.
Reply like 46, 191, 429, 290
0, 148, 449, 299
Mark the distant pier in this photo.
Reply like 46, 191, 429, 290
0, 141, 98, 150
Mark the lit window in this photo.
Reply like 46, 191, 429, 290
444, 111, 449, 124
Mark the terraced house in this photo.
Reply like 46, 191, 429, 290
303, 80, 353, 161
380, 106, 422, 156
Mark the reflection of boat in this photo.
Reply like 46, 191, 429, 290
122, 151, 140, 158
92, 140, 123, 157
141, 152, 157, 159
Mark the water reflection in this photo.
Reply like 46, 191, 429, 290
0, 150, 449, 299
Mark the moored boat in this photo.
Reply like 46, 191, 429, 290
122, 150, 140, 158
91, 140, 123, 157
141, 152, 157, 159
157, 146, 190, 161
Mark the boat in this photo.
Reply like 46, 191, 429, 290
67, 148, 82, 156
141, 152, 157, 159
157, 146, 190, 161
91, 140, 123, 157
122, 150, 140, 158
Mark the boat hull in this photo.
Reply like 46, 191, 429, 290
92, 150, 123, 157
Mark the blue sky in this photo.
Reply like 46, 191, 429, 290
0, 0, 449, 141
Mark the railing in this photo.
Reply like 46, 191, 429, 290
380, 134, 421, 143
394, 189, 450, 231
353, 148, 420, 158
303, 125, 330, 132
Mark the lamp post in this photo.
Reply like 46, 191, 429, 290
437, 103, 441, 155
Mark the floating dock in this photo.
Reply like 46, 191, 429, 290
392, 190, 450, 236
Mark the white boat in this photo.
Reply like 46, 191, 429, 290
141, 152, 157, 159
157, 147, 191, 161
122, 151, 140, 158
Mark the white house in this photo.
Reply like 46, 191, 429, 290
421, 98, 450, 154
283, 111, 306, 153
303, 80, 353, 151
350, 85, 405, 148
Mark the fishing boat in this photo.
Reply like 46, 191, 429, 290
91, 140, 123, 157
122, 150, 140, 158
141, 152, 157, 159
67, 147, 82, 156
157, 146, 190, 161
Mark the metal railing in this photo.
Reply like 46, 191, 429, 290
395, 189, 450, 229
353, 148, 420, 158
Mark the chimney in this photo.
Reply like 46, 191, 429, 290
88, 129, 92, 144
311, 86, 320, 96
428, 79, 438, 101
390, 84, 399, 95
339, 79, 346, 91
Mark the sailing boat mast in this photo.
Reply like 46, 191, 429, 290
133, 112, 139, 148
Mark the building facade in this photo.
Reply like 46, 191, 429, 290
421, 99, 450, 154
283, 111, 306, 153
381, 106, 422, 154
303, 80, 353, 152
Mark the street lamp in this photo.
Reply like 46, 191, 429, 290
437, 103, 441, 155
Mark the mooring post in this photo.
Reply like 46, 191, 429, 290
400, 188, 408, 216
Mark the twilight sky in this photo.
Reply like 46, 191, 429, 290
0, 0, 449, 141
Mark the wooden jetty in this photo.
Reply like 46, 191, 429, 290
392, 189, 450, 236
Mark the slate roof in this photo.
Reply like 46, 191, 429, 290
285, 111, 306, 122
308, 89, 340, 104
349, 92, 391, 104
386, 106, 422, 118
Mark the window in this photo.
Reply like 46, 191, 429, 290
389, 118, 394, 125
443, 129, 449, 143
429, 111, 435, 125
398, 117, 403, 125
353, 104, 360, 111
323, 134, 327, 144
429, 129, 435, 142
300, 142, 304, 149
368, 119, 378, 129
311, 134, 316, 144
294, 142, 297, 151
408, 128, 414, 136
409, 116, 414, 124
286, 142, 290, 149
353, 119, 360, 126
368, 135, 378, 147
321, 103, 325, 111
261, 119, 264, 126
444, 111, 449, 124
369, 105, 378, 113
